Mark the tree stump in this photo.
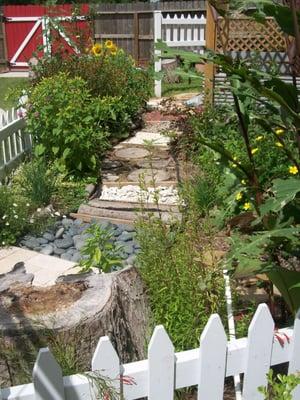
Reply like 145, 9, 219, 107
0, 263, 150, 387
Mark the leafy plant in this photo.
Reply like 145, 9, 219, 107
136, 216, 226, 351
79, 223, 123, 273
26, 73, 111, 176
31, 40, 152, 121
13, 158, 57, 207
0, 186, 31, 246
258, 370, 300, 400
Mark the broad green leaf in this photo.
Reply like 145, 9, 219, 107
260, 178, 300, 216
52, 146, 59, 155
34, 144, 45, 157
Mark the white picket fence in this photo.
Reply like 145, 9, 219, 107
154, 11, 206, 97
1, 304, 300, 400
0, 108, 30, 181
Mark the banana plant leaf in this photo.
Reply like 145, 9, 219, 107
267, 267, 300, 314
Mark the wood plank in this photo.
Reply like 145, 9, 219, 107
95, 33, 134, 39
204, 3, 216, 104
88, 198, 180, 213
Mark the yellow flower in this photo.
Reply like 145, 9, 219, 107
92, 43, 102, 56
243, 202, 252, 211
241, 179, 246, 185
110, 44, 118, 55
251, 148, 259, 155
235, 192, 243, 201
289, 165, 299, 175
104, 40, 114, 49
275, 142, 283, 148
275, 128, 284, 136
255, 136, 263, 141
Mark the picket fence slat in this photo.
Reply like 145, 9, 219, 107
148, 325, 174, 400
0, 108, 29, 180
242, 304, 275, 400
0, 305, 299, 400
289, 310, 300, 399
198, 314, 227, 400
33, 348, 65, 400
154, 10, 206, 97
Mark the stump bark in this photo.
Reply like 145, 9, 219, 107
0, 264, 150, 387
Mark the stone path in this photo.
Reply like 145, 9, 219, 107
72, 114, 183, 225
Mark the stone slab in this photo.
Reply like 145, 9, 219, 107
114, 147, 149, 160
0, 246, 79, 287
120, 131, 170, 146
0, 247, 38, 274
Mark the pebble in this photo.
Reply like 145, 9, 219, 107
40, 245, 54, 256
55, 227, 65, 239
20, 218, 141, 272
43, 232, 55, 242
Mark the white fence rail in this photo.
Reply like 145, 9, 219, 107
154, 11, 206, 97
1, 304, 300, 400
0, 108, 30, 180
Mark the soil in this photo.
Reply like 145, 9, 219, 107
1, 282, 88, 315
144, 110, 180, 122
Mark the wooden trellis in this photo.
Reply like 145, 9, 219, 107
216, 17, 286, 54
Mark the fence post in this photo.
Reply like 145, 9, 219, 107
242, 304, 274, 400
148, 325, 174, 399
0, 6, 8, 72
33, 348, 65, 400
154, 10, 162, 98
204, 3, 216, 104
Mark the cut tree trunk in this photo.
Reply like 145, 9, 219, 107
0, 264, 150, 387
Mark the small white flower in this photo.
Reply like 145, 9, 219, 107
62, 215, 66, 218
29, 218, 34, 224
5, 222, 9, 226
13, 203, 17, 207
14, 215, 18, 219
54, 211, 60, 216
26, 203, 30, 207
37, 208, 41, 212
2, 241, 5, 245
2, 215, 6, 220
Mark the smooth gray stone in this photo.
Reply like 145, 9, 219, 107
23, 238, 40, 249
113, 227, 122, 236
60, 253, 72, 261
33, 246, 41, 252
40, 245, 54, 256
123, 243, 134, 255
43, 232, 55, 241
71, 252, 81, 263
117, 224, 135, 233
37, 237, 48, 245
133, 242, 141, 249
125, 255, 136, 265
118, 231, 134, 242
54, 247, 65, 255
62, 218, 74, 228
54, 237, 74, 249
74, 219, 83, 226
66, 248, 75, 255
55, 227, 65, 239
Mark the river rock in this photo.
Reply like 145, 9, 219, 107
54, 237, 74, 249
40, 245, 54, 256
55, 227, 65, 239
43, 232, 55, 242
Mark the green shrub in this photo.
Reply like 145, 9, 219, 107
258, 370, 300, 400
13, 158, 57, 207
136, 217, 226, 351
32, 42, 152, 120
26, 73, 115, 176
0, 187, 30, 246
79, 223, 123, 273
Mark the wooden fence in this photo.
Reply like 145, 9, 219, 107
1, 304, 300, 400
92, 1, 205, 66
0, 6, 8, 71
0, 108, 29, 181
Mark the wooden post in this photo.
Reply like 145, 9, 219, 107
133, 12, 139, 64
154, 10, 162, 98
204, 3, 216, 104
0, 6, 8, 72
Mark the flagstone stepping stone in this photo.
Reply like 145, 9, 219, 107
127, 168, 171, 183
114, 147, 150, 159
102, 172, 120, 182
